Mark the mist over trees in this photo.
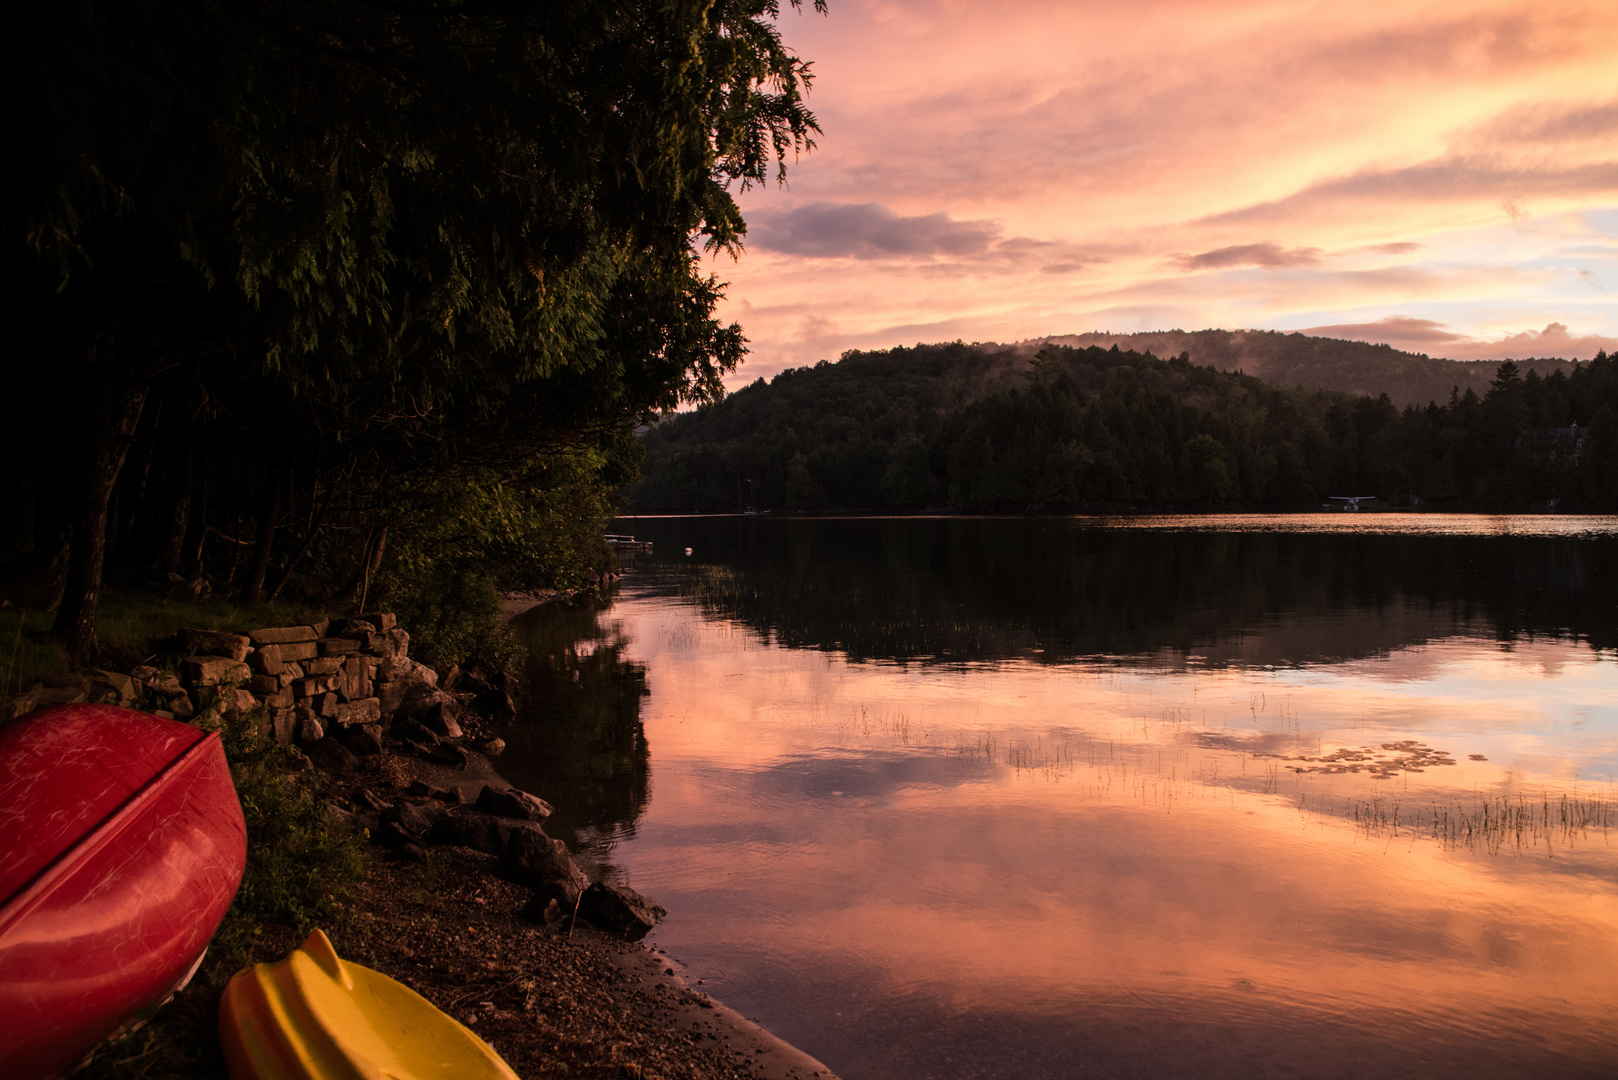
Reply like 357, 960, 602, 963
4, 0, 823, 661
623, 341, 1618, 513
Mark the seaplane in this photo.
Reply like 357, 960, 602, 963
1328, 496, 1376, 511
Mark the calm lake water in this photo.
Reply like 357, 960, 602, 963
500, 515, 1618, 1080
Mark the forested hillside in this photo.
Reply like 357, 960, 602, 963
1034, 330, 1576, 407
623, 342, 1618, 513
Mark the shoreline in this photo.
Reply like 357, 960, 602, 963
337, 737, 842, 1080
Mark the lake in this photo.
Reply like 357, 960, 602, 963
500, 515, 1618, 1079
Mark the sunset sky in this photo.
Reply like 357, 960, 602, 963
713, 0, 1618, 384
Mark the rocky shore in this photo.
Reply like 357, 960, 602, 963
10, 610, 839, 1080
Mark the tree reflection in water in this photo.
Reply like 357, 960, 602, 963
501, 598, 650, 861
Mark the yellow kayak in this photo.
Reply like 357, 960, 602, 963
218, 929, 519, 1080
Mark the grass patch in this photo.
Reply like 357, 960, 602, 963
76, 710, 369, 1080
1, 586, 340, 710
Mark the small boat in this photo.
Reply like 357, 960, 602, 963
219, 928, 520, 1080
0, 704, 247, 1080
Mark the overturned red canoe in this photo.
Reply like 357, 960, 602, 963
0, 704, 247, 1080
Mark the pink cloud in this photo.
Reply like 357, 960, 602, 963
1299, 317, 1618, 360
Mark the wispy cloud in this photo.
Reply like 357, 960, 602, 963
1172, 244, 1324, 271
711, 0, 1618, 384
748, 202, 1002, 259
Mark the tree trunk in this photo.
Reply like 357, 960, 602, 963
160, 440, 193, 576
51, 365, 150, 663
240, 467, 282, 604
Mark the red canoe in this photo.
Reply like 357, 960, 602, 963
0, 704, 247, 1080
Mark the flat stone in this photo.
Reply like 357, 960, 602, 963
476, 785, 553, 822
318, 638, 362, 657
248, 673, 281, 696
305, 656, 343, 676
248, 626, 317, 646
407, 780, 462, 803
374, 678, 406, 716
316, 692, 340, 718
357, 789, 391, 813
263, 688, 294, 709
179, 629, 252, 662
340, 656, 374, 701
247, 643, 284, 675
183, 655, 251, 687
278, 641, 319, 662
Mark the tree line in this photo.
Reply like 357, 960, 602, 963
624, 341, 1618, 513
3, 0, 824, 662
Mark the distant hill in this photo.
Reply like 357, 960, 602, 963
623, 339, 1618, 514
1026, 330, 1577, 407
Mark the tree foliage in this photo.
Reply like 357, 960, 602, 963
625, 343, 1618, 513
3, 0, 823, 659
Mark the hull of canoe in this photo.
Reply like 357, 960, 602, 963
220, 929, 520, 1080
0, 704, 247, 1080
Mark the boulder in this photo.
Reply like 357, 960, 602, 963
338, 722, 383, 757
373, 821, 417, 849
476, 785, 553, 822
407, 780, 463, 803
262, 688, 294, 710
167, 693, 195, 720
305, 737, 360, 773
326, 618, 378, 638
383, 800, 447, 838
88, 669, 138, 706
470, 688, 516, 724
472, 737, 506, 758
148, 670, 184, 696
578, 883, 667, 941
422, 743, 468, 768
248, 626, 317, 646
427, 812, 504, 854
183, 655, 251, 687
335, 697, 381, 726
390, 715, 440, 747
374, 678, 407, 716
294, 708, 325, 745
420, 700, 462, 739
356, 788, 391, 813
315, 692, 339, 718
178, 629, 252, 662
248, 643, 285, 676
219, 687, 258, 717
499, 827, 588, 904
